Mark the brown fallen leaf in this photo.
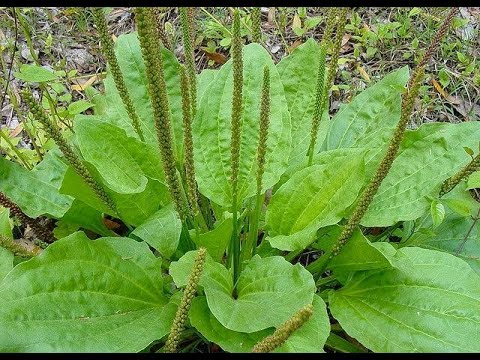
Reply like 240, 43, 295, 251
71, 74, 101, 92
9, 123, 23, 138
287, 39, 303, 54
202, 50, 228, 65
103, 217, 122, 230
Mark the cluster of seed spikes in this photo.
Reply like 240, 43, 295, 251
308, 7, 459, 274
91, 8, 144, 141
252, 304, 314, 353
0, 191, 54, 243
21, 91, 118, 215
0, 233, 40, 258
179, 65, 199, 216
228, 9, 244, 285
242, 65, 272, 263
440, 152, 480, 196
164, 248, 207, 353
153, 7, 172, 51
307, 7, 348, 165
251, 7, 261, 43
179, 7, 197, 117
255, 66, 271, 195
135, 7, 188, 221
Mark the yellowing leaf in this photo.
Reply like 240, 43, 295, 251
356, 65, 371, 82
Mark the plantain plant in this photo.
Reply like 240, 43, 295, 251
1, 6, 480, 353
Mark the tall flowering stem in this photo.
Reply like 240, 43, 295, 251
228, 9, 244, 286
91, 8, 144, 141
179, 65, 199, 217
164, 248, 207, 353
135, 7, 188, 221
440, 153, 480, 197
321, 8, 338, 50
307, 7, 348, 165
0, 234, 42, 257
307, 7, 458, 275
179, 7, 197, 118
307, 45, 327, 165
0, 192, 54, 243
153, 7, 172, 51
242, 65, 270, 264
252, 304, 314, 353
22, 91, 118, 216
251, 7, 261, 43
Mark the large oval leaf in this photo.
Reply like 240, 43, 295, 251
325, 66, 409, 177
189, 294, 329, 353
193, 43, 291, 208
402, 192, 480, 276
104, 33, 184, 162
265, 149, 365, 251
0, 232, 176, 352
170, 252, 315, 333
362, 121, 480, 226
0, 154, 72, 218
329, 246, 480, 352
276, 38, 329, 164
74, 116, 165, 194
131, 204, 182, 258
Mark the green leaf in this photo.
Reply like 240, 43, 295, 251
277, 38, 329, 164
329, 247, 480, 352
463, 146, 474, 156
403, 208, 480, 275
408, 7, 422, 16
325, 66, 409, 178
0, 232, 176, 352
104, 33, 185, 163
74, 116, 165, 194
274, 295, 330, 353
467, 171, 480, 190
189, 294, 329, 353
14, 64, 59, 82
362, 122, 480, 226
0, 247, 13, 282
197, 68, 218, 106
0, 207, 12, 239
430, 199, 445, 228
0, 155, 72, 218
132, 204, 181, 258
191, 214, 232, 262
193, 43, 291, 208
189, 296, 270, 352
317, 226, 395, 283
57, 200, 113, 237
170, 252, 315, 333
59, 166, 110, 215
265, 150, 365, 251
67, 100, 94, 115
60, 163, 168, 226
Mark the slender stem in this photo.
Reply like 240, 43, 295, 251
199, 7, 232, 37
8, 89, 43, 161
15, 9, 40, 65
0, 130, 32, 169
241, 192, 264, 264
315, 274, 337, 287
